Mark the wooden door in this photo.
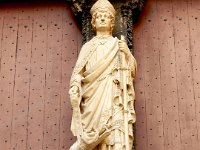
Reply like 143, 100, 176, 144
0, 2, 81, 150
134, 0, 200, 150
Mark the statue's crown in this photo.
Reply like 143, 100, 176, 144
90, 0, 116, 16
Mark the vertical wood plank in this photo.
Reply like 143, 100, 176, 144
156, 0, 181, 149
10, 6, 33, 150
134, 9, 148, 150
0, 6, 18, 150
26, 5, 48, 150
142, 0, 164, 149
43, 3, 63, 150
172, 0, 198, 149
59, 5, 81, 150
187, 0, 200, 147
0, 8, 5, 72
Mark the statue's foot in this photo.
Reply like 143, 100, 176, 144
70, 125, 112, 150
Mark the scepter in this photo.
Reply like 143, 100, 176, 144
120, 35, 130, 150
120, 5, 131, 150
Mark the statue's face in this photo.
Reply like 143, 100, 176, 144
94, 11, 112, 32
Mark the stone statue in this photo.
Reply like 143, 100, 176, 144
69, 0, 137, 149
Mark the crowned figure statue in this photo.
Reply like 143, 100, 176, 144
69, 0, 137, 149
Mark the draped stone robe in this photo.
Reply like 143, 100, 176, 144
70, 36, 137, 149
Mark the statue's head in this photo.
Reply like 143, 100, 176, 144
90, 0, 116, 34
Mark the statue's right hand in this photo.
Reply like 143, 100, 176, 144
69, 86, 80, 108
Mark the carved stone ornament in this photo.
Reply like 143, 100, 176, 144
67, 0, 146, 52
67, 0, 146, 150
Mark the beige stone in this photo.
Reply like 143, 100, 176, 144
69, 0, 137, 149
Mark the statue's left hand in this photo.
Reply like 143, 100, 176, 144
118, 37, 129, 56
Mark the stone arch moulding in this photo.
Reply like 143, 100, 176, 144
67, 0, 146, 52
